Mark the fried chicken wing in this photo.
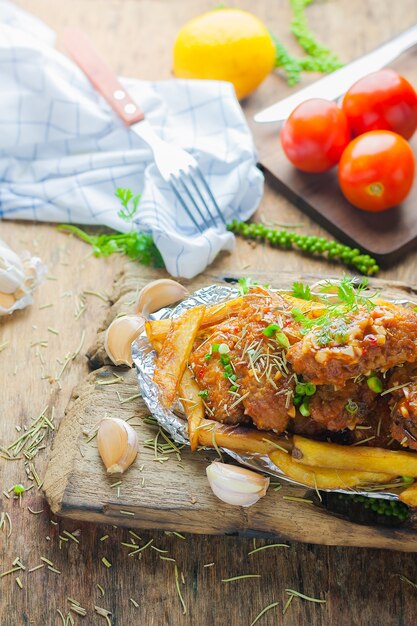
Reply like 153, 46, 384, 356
388, 364, 417, 450
190, 289, 298, 432
287, 304, 417, 387
309, 380, 376, 431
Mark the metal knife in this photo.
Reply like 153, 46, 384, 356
254, 24, 417, 124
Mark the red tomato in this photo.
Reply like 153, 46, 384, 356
280, 98, 351, 173
338, 130, 415, 212
342, 69, 417, 140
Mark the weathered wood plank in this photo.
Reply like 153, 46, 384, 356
44, 364, 417, 551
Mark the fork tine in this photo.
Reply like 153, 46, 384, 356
169, 178, 204, 233
194, 166, 227, 226
176, 174, 212, 230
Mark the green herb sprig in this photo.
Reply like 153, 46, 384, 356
290, 276, 379, 344
58, 188, 164, 268
228, 220, 379, 276
290, 0, 342, 68
291, 282, 312, 300
272, 0, 343, 85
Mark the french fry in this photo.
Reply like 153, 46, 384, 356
285, 295, 327, 318
153, 305, 205, 408
399, 483, 417, 507
178, 367, 204, 452
293, 435, 417, 476
146, 297, 244, 343
197, 419, 291, 455
269, 450, 394, 489
146, 292, 329, 345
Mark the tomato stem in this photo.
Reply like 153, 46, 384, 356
366, 182, 384, 197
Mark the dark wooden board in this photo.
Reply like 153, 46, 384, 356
251, 46, 417, 265
44, 266, 417, 551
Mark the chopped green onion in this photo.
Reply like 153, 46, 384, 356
295, 383, 306, 396
218, 343, 230, 354
220, 355, 230, 366
345, 399, 359, 415
211, 343, 220, 352
276, 332, 290, 350
229, 385, 238, 392
293, 395, 302, 407
13, 484, 25, 495
198, 390, 209, 399
262, 324, 280, 338
229, 374, 237, 382
299, 399, 311, 417
304, 383, 316, 396
204, 353, 212, 361
367, 376, 383, 393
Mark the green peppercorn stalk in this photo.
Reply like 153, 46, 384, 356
336, 493, 410, 522
227, 220, 379, 276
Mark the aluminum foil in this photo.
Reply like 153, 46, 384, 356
133, 283, 412, 501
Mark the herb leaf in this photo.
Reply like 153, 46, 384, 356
237, 277, 258, 295
116, 188, 141, 222
58, 187, 164, 268
292, 282, 312, 300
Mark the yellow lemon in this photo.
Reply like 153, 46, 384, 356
173, 9, 276, 100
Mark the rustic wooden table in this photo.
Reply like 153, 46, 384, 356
2, 1, 417, 625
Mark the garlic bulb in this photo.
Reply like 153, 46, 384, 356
0, 240, 45, 316
97, 418, 138, 474
104, 314, 145, 367
206, 461, 270, 507
0, 244, 25, 293
0, 292, 16, 309
135, 279, 189, 317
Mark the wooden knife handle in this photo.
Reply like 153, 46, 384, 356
61, 28, 145, 125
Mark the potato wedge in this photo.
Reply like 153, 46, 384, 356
293, 435, 417, 476
197, 419, 291, 455
399, 483, 417, 507
153, 305, 205, 408
146, 297, 244, 343
269, 449, 394, 489
178, 367, 204, 452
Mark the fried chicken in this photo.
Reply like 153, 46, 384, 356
309, 380, 377, 431
387, 363, 417, 450
287, 303, 417, 387
190, 289, 298, 431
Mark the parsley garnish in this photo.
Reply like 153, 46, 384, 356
292, 282, 312, 301
198, 390, 209, 399
237, 277, 258, 295
116, 187, 141, 222
291, 276, 379, 345
58, 187, 164, 268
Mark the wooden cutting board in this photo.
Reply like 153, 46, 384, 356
43, 266, 417, 551
250, 46, 417, 266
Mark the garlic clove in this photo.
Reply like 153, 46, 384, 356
0, 243, 25, 294
0, 292, 16, 310
104, 314, 146, 367
206, 461, 270, 507
209, 482, 262, 507
135, 279, 189, 317
97, 417, 138, 474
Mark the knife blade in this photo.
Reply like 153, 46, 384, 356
254, 24, 417, 124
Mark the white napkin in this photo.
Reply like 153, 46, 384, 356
0, 2, 263, 278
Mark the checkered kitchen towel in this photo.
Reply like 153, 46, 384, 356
0, 1, 263, 278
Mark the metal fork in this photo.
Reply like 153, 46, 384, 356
62, 28, 226, 232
